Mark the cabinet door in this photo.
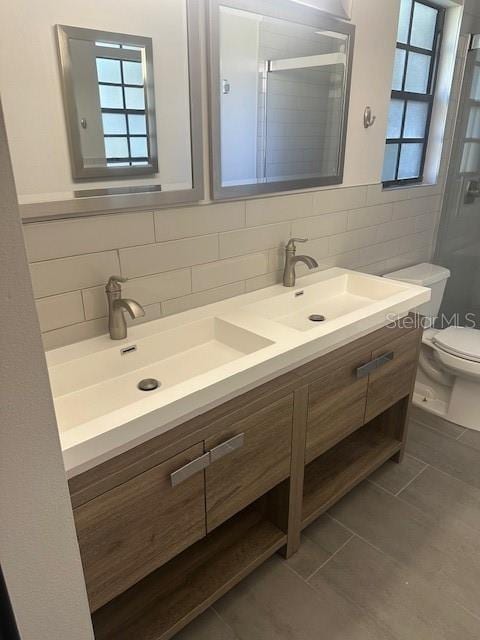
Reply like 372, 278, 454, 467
74, 443, 207, 612
365, 328, 421, 422
305, 343, 371, 464
205, 395, 293, 531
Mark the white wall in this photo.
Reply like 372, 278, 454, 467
0, 0, 192, 203
0, 102, 94, 638
220, 8, 260, 185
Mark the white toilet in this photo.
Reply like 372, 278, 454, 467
385, 263, 480, 432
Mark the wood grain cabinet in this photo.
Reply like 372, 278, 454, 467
205, 395, 294, 531
73, 443, 207, 612
75, 317, 423, 640
305, 342, 371, 464
365, 327, 421, 422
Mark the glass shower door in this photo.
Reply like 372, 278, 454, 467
435, 35, 480, 326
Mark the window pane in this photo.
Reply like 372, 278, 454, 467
471, 66, 480, 101
405, 52, 431, 93
96, 58, 121, 84
397, 0, 412, 44
387, 100, 405, 138
461, 142, 480, 173
410, 2, 437, 50
123, 61, 143, 85
130, 137, 148, 157
404, 101, 429, 138
128, 114, 147, 134
104, 137, 129, 158
96, 42, 121, 48
102, 113, 127, 135
467, 106, 480, 139
398, 142, 423, 179
99, 85, 124, 109
382, 143, 399, 182
125, 87, 145, 109
392, 49, 406, 90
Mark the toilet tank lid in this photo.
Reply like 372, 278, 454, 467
384, 263, 450, 286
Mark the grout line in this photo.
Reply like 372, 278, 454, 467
210, 606, 241, 638
395, 463, 429, 497
304, 534, 355, 582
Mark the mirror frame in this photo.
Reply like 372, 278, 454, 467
207, 0, 355, 201
21, 0, 203, 222
56, 25, 159, 180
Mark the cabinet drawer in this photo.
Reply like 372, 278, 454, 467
205, 395, 294, 531
365, 328, 421, 422
74, 443, 206, 612
305, 345, 370, 464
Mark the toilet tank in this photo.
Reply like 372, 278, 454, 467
383, 262, 450, 323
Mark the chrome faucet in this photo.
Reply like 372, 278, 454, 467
106, 276, 145, 340
283, 238, 319, 287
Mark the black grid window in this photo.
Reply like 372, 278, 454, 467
382, 0, 444, 187
95, 44, 150, 167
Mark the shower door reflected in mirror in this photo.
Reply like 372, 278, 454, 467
209, 0, 355, 199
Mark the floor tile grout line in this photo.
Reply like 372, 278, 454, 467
304, 534, 355, 582
394, 463, 429, 497
211, 605, 241, 639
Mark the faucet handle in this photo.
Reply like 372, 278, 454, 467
286, 237, 308, 251
106, 275, 127, 292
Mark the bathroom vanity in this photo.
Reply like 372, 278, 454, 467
47, 268, 429, 640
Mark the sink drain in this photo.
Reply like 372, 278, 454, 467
309, 314, 326, 322
137, 378, 161, 392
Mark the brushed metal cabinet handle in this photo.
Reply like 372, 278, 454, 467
356, 360, 377, 379
375, 351, 394, 369
170, 452, 210, 487
209, 433, 245, 463
356, 351, 394, 378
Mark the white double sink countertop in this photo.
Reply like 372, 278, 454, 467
45, 268, 431, 477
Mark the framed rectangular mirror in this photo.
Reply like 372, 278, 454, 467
57, 25, 158, 180
207, 0, 355, 200
0, 0, 203, 220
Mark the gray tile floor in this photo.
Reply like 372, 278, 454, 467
174, 414, 480, 640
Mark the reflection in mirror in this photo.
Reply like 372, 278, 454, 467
209, 1, 355, 199
57, 26, 158, 179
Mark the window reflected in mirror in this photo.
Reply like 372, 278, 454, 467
57, 26, 158, 179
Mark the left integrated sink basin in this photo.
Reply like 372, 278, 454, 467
48, 317, 273, 431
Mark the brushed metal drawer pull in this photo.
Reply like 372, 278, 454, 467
170, 453, 210, 487
210, 433, 245, 463
376, 351, 394, 369
356, 352, 394, 378
356, 360, 377, 379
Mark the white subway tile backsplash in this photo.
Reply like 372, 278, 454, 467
347, 204, 393, 230
245, 271, 282, 293
25, 181, 442, 349
82, 269, 191, 320
30, 251, 120, 298
328, 227, 377, 255
154, 202, 245, 242
392, 195, 442, 220
291, 211, 348, 239
219, 223, 290, 258
245, 193, 313, 227
313, 186, 367, 214
162, 282, 245, 317
35, 291, 84, 332
119, 235, 219, 278
192, 253, 268, 292
24, 212, 154, 262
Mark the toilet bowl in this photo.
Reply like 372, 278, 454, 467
384, 263, 480, 432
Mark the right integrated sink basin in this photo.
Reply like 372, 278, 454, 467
242, 272, 414, 332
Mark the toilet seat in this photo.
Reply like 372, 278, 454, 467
432, 327, 480, 364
